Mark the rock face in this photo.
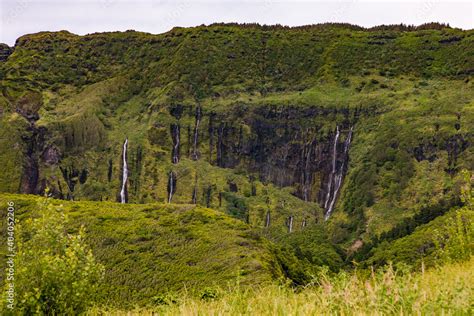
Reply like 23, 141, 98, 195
19, 125, 40, 194
193, 105, 361, 213
16, 92, 44, 195
137, 102, 362, 220
0, 44, 13, 62
42, 145, 61, 165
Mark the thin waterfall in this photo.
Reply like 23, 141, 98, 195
302, 137, 313, 202
302, 218, 307, 228
167, 171, 176, 203
287, 215, 294, 233
192, 106, 201, 160
325, 126, 353, 220
324, 126, 340, 209
120, 138, 128, 203
265, 210, 271, 228
171, 124, 180, 164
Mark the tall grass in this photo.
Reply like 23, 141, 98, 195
89, 257, 473, 315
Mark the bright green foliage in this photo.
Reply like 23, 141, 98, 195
0, 24, 473, 312
362, 171, 473, 268
0, 113, 27, 192
0, 194, 287, 308
88, 256, 474, 315
433, 210, 473, 264
363, 205, 474, 269
1, 197, 104, 315
433, 173, 473, 264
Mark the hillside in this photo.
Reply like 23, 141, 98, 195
0, 23, 473, 310
0, 194, 281, 306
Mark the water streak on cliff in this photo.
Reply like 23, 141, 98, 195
171, 124, 180, 164
167, 171, 176, 203
192, 106, 202, 160
325, 126, 353, 220
120, 138, 128, 203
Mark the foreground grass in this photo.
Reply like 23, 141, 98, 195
90, 257, 473, 315
0, 194, 279, 306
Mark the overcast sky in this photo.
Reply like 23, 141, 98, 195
1, 0, 473, 46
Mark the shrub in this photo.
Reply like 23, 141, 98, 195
1, 197, 104, 315
433, 209, 473, 264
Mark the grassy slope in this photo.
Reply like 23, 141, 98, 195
0, 194, 283, 307
364, 204, 474, 268
89, 256, 474, 315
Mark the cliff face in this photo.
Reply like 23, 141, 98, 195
0, 24, 472, 242
0, 44, 13, 62
173, 104, 361, 213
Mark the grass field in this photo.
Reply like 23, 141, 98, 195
89, 256, 473, 315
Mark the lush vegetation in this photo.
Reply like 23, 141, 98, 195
0, 23, 473, 313
1, 196, 104, 314
0, 194, 284, 308
89, 257, 474, 315
0, 192, 472, 313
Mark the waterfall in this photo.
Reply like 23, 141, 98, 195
302, 138, 313, 202
171, 124, 180, 164
208, 114, 214, 162
192, 106, 201, 160
324, 126, 353, 220
287, 215, 294, 233
265, 211, 271, 228
167, 171, 175, 203
302, 218, 307, 228
120, 138, 128, 204
324, 126, 339, 209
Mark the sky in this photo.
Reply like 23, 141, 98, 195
0, 0, 473, 46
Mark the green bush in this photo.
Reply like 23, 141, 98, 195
1, 198, 104, 315
433, 175, 473, 264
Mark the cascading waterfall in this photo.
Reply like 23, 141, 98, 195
324, 126, 353, 220
324, 126, 340, 209
120, 138, 128, 204
302, 137, 313, 201
171, 124, 180, 164
192, 106, 201, 160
